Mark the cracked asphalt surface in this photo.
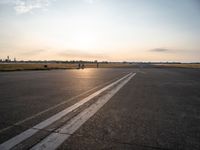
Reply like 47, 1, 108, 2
0, 68, 200, 150
60, 68, 200, 150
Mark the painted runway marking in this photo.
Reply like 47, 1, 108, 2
0, 73, 133, 150
0, 73, 125, 134
31, 73, 136, 150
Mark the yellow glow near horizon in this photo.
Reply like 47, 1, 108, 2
0, 0, 199, 62
70, 31, 98, 50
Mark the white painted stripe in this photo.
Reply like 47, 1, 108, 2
0, 73, 132, 150
0, 74, 124, 134
31, 73, 136, 150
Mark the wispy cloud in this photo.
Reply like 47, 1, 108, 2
14, 0, 54, 14
0, 0, 98, 14
150, 48, 170, 52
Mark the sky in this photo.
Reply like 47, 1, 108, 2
0, 0, 200, 62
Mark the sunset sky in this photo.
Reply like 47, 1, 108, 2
0, 0, 200, 62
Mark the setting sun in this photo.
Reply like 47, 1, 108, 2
70, 31, 98, 50
0, 0, 199, 62
0, 1, 200, 150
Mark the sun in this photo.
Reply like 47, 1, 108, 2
70, 31, 97, 50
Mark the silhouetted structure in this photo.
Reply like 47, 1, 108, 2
97, 62, 99, 68
81, 64, 85, 69
78, 63, 81, 69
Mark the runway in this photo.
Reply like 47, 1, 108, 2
0, 68, 200, 149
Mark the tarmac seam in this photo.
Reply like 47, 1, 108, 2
0, 72, 133, 150
30, 73, 136, 150
0, 73, 126, 134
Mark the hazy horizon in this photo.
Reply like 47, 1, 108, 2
0, 0, 200, 62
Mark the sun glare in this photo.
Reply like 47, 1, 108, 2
70, 31, 97, 50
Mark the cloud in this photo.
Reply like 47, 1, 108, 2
150, 48, 170, 52
12, 0, 55, 14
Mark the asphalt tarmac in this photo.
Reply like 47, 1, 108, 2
0, 68, 200, 150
